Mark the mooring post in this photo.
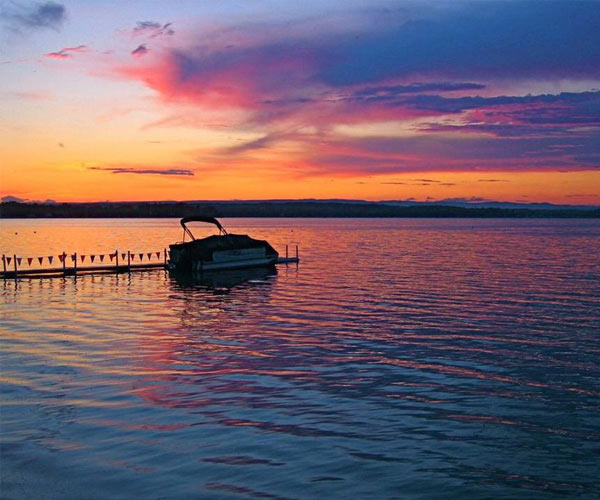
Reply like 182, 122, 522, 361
164, 248, 167, 267
73, 252, 77, 276
2, 255, 6, 280
62, 251, 67, 276
286, 245, 289, 259
115, 250, 119, 271
127, 250, 131, 273
13, 254, 18, 281
296, 245, 298, 260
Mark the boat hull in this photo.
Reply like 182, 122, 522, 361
190, 255, 278, 271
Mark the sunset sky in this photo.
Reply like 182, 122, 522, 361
1, 0, 599, 204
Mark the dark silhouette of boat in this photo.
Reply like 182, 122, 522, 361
168, 216, 278, 272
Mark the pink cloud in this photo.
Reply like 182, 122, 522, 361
44, 45, 90, 59
45, 51, 69, 59
107, 13, 599, 178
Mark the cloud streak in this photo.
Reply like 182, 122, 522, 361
45, 44, 89, 59
90, 166, 194, 176
132, 21, 174, 38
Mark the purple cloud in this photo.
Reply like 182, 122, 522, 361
115, 1, 600, 177
1, 1, 66, 33
131, 44, 148, 58
347, 82, 486, 101
132, 21, 174, 38
400, 91, 600, 118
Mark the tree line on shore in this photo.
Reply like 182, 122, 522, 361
1, 200, 598, 218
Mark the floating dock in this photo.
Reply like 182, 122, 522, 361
1, 245, 299, 280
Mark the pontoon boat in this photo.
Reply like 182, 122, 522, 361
168, 216, 278, 272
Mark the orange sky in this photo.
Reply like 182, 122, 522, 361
1, 1, 599, 205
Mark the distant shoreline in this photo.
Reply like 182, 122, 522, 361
1, 201, 598, 219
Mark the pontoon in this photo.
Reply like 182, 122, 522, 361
168, 216, 278, 272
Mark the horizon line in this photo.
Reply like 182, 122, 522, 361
1, 197, 599, 208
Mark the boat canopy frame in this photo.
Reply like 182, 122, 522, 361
180, 216, 228, 242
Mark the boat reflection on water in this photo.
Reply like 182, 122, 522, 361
169, 265, 277, 292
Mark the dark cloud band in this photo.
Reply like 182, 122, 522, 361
89, 167, 194, 176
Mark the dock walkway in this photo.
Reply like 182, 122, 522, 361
1, 246, 299, 280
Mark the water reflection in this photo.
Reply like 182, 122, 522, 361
169, 265, 277, 292
1, 219, 599, 499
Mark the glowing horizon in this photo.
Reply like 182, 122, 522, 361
1, 1, 599, 205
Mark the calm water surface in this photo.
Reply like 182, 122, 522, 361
1, 218, 599, 499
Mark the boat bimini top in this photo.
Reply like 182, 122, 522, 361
180, 216, 228, 242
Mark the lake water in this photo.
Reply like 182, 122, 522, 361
1, 218, 599, 499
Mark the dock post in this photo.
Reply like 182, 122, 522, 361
13, 254, 18, 282
115, 250, 119, 271
295, 245, 298, 259
286, 245, 288, 259
127, 250, 131, 273
73, 252, 77, 276
164, 248, 167, 267
62, 252, 67, 276
2, 255, 6, 280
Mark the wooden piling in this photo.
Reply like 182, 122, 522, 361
115, 250, 119, 271
127, 250, 131, 273
73, 252, 78, 275
286, 245, 289, 259
62, 252, 67, 276
295, 245, 298, 259
13, 254, 18, 281
2, 255, 6, 280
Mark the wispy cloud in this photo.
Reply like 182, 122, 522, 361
132, 21, 174, 38
346, 83, 486, 102
90, 166, 194, 176
45, 45, 90, 59
2, 91, 51, 100
440, 197, 493, 204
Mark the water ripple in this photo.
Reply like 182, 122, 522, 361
1, 218, 599, 499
